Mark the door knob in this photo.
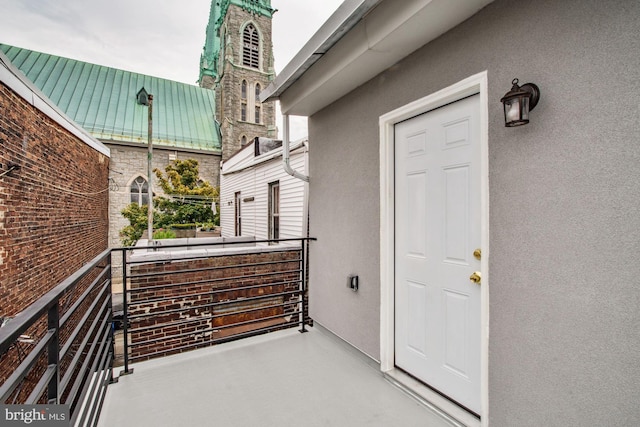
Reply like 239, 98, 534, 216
469, 271, 482, 284
473, 248, 481, 260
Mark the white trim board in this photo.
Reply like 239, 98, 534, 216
378, 71, 489, 426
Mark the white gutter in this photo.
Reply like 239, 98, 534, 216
282, 115, 309, 182
282, 114, 311, 241
221, 138, 307, 175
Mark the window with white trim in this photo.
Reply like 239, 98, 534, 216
268, 181, 280, 240
235, 191, 242, 236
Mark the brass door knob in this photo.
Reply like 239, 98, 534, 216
473, 248, 482, 260
470, 271, 482, 284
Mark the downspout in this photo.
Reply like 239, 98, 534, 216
281, 115, 310, 241
282, 115, 309, 182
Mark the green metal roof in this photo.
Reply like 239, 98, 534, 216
1, 44, 221, 152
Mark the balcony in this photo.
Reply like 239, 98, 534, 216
99, 326, 455, 427
1, 238, 457, 427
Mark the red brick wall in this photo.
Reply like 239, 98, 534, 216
0, 81, 110, 317
128, 249, 303, 361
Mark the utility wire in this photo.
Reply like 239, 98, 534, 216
162, 193, 217, 200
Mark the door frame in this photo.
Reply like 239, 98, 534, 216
379, 71, 489, 425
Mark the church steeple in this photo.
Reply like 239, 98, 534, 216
199, 2, 222, 86
199, 0, 277, 161
199, 0, 275, 87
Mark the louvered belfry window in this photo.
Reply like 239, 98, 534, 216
243, 24, 260, 68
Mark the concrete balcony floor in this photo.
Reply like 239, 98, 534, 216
98, 326, 458, 427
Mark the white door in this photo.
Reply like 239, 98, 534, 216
394, 94, 481, 414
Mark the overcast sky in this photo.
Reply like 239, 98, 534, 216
0, 0, 344, 139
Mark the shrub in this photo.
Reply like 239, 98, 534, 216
120, 203, 148, 246
200, 222, 216, 231
170, 223, 197, 230
153, 229, 177, 239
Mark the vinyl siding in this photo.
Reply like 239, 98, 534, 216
220, 142, 306, 240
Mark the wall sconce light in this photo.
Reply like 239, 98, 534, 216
500, 78, 540, 127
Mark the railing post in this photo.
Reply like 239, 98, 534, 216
299, 238, 307, 333
107, 250, 117, 384
47, 303, 59, 403
121, 249, 132, 375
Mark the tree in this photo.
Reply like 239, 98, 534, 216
119, 159, 219, 246
153, 159, 219, 227
119, 203, 148, 247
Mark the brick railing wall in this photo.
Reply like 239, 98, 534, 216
127, 248, 303, 361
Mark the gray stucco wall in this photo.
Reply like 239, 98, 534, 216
307, 0, 639, 425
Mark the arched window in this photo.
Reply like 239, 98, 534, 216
241, 135, 247, 146
241, 80, 248, 121
254, 105, 261, 124
130, 176, 149, 206
254, 83, 261, 124
242, 24, 260, 69
241, 104, 247, 122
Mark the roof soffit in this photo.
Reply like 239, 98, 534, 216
268, 0, 493, 116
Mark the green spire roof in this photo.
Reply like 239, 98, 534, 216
1, 44, 221, 153
200, 1, 223, 82
200, 0, 275, 83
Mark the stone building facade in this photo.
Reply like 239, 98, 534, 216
200, 0, 277, 160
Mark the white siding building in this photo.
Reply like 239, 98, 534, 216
220, 138, 308, 240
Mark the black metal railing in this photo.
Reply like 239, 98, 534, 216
113, 237, 314, 373
0, 249, 114, 427
0, 237, 314, 424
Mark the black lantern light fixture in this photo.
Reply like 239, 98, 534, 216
136, 87, 150, 106
500, 78, 540, 127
